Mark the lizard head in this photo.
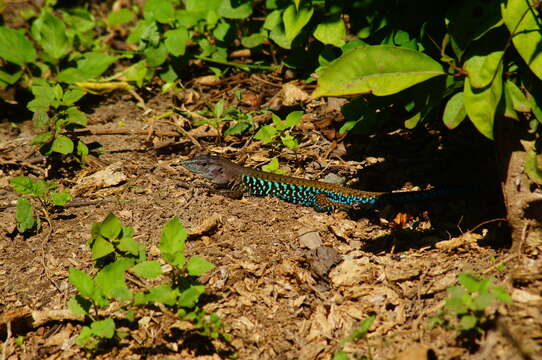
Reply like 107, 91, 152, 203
180, 155, 235, 185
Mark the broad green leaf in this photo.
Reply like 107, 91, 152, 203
525, 147, 542, 185
51, 134, 74, 154
224, 121, 251, 135
458, 273, 480, 293
334, 350, 348, 360
177, 284, 205, 308
107, 9, 135, 26
463, 53, 503, 140
186, 256, 215, 276
160, 217, 187, 268
492, 287, 512, 304
69, 267, 95, 298
76, 326, 97, 349
10, 176, 36, 195
144, 43, 168, 67
68, 295, 91, 316
62, 88, 85, 105
263, 10, 282, 31
90, 318, 115, 339
145, 284, 177, 306
503, 81, 519, 120
0, 27, 36, 65
459, 315, 477, 330
502, 0, 542, 81
283, 4, 313, 42
0, 68, 22, 86
445, 297, 468, 315
57, 52, 117, 83
505, 80, 530, 112
284, 111, 303, 127
122, 60, 148, 87
144, 0, 175, 23
213, 21, 231, 41
61, 8, 95, 33
218, 0, 252, 19
31, 132, 53, 145
50, 190, 71, 206
241, 33, 266, 48
77, 140, 89, 161
464, 51, 504, 89
91, 236, 115, 260
281, 134, 298, 150
254, 125, 277, 144
473, 292, 494, 310
100, 213, 122, 240
443, 92, 467, 129
132, 261, 162, 278
261, 158, 286, 174
313, 16, 346, 47
15, 198, 36, 233
164, 27, 189, 56
184, 0, 221, 12
94, 259, 134, 300
118, 234, 141, 256
32, 12, 71, 60
312, 45, 445, 97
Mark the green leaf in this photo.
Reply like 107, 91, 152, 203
15, 198, 36, 233
132, 261, 162, 278
118, 234, 141, 256
524, 147, 542, 185
445, 297, 468, 315
218, 0, 253, 19
505, 80, 530, 112
186, 256, 215, 276
0, 68, 22, 86
91, 236, 115, 260
473, 292, 494, 310
62, 88, 86, 106
31, 132, 53, 145
69, 267, 95, 298
333, 350, 349, 360
159, 217, 187, 268
107, 9, 135, 26
281, 134, 298, 150
94, 258, 134, 300
90, 318, 115, 339
51, 135, 74, 155
100, 213, 122, 240
254, 125, 277, 144
63, 107, 87, 127
10, 176, 36, 195
241, 33, 266, 48
76, 326, 97, 349
177, 284, 205, 308
261, 158, 285, 174
502, 0, 542, 81
144, 43, 168, 67
57, 52, 117, 83
313, 16, 346, 47
463, 52, 503, 140
164, 27, 189, 56
283, 4, 313, 42
145, 284, 177, 306
50, 189, 71, 206
458, 273, 480, 293
68, 295, 91, 316
459, 315, 477, 330
284, 111, 303, 127
32, 12, 71, 60
503, 81, 519, 120
312, 45, 445, 97
492, 287, 512, 304
144, 0, 175, 23
77, 140, 89, 161
464, 51, 503, 89
0, 26, 36, 65
224, 121, 251, 135
122, 60, 148, 87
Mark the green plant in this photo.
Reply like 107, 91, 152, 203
334, 316, 375, 360
9, 176, 71, 233
261, 157, 287, 175
68, 213, 227, 352
428, 273, 511, 335
254, 111, 303, 150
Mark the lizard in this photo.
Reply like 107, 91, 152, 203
179, 154, 465, 213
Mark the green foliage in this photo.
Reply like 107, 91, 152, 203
69, 213, 225, 352
10, 176, 72, 233
429, 273, 511, 336
254, 111, 303, 150
261, 158, 286, 175
334, 316, 375, 360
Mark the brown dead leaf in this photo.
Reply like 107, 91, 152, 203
396, 344, 432, 360
195, 75, 221, 86
71, 162, 127, 197
330, 258, 376, 287
281, 82, 310, 106
435, 232, 483, 250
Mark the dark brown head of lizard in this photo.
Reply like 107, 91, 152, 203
180, 154, 240, 185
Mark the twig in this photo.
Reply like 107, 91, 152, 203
68, 128, 182, 137
467, 218, 507, 233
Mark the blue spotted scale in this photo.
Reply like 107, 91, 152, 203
180, 154, 465, 212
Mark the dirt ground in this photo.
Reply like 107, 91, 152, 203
1, 78, 541, 359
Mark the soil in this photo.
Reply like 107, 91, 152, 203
1, 77, 541, 360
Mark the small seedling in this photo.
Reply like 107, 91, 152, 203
261, 158, 286, 175
10, 176, 71, 233
334, 316, 375, 360
254, 111, 303, 150
69, 213, 227, 353
428, 273, 511, 336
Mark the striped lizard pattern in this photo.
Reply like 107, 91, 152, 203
180, 155, 459, 212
